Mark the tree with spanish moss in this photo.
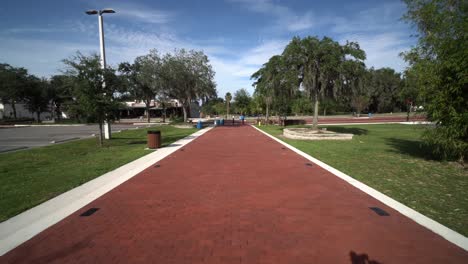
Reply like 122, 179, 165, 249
282, 36, 366, 129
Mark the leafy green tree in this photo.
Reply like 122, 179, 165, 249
351, 95, 369, 117
23, 77, 50, 122
225, 92, 232, 117
252, 55, 297, 122
249, 94, 264, 116
282, 36, 366, 129
291, 96, 313, 115
0, 63, 29, 118
402, 0, 467, 162
320, 97, 337, 116
341, 60, 369, 115
364, 67, 402, 113
400, 69, 422, 121
214, 101, 226, 116
49, 75, 73, 121
201, 97, 224, 116
161, 49, 216, 122
63, 52, 121, 146
233, 88, 251, 115
119, 50, 164, 123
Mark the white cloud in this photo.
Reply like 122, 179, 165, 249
229, 0, 314, 32
102, 24, 286, 94
2, 21, 95, 35
330, 1, 414, 72
208, 39, 290, 95
239, 40, 287, 65
107, 2, 173, 24
0, 0, 416, 98
340, 32, 411, 72
209, 56, 255, 93
286, 12, 314, 31
59, 23, 249, 95
6, 27, 61, 34
102, 24, 233, 64
0, 37, 96, 77
331, 2, 407, 34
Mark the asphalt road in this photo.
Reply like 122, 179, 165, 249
0, 124, 156, 153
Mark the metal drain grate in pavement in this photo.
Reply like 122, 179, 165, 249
369, 207, 390, 216
80, 208, 99, 217
305, 163, 313, 167
154, 164, 161, 168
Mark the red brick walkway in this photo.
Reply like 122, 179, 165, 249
2, 126, 467, 263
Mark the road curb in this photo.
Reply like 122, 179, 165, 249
0, 146, 28, 154
50, 137, 80, 144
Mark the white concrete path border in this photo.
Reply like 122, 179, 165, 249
311, 121, 432, 126
0, 127, 213, 256
14, 124, 86, 127
252, 125, 468, 251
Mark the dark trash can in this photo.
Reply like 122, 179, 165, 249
147, 130, 161, 149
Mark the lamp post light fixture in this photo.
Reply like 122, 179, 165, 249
86, 8, 115, 139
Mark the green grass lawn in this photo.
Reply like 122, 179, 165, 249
0, 126, 196, 222
258, 124, 468, 236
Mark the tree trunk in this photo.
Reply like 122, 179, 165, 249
266, 103, 270, 122
162, 103, 166, 123
98, 121, 104, 147
182, 105, 188, 122
56, 103, 62, 121
312, 94, 319, 130
50, 104, 55, 121
11, 101, 17, 119
406, 104, 410, 122
146, 100, 151, 123
36, 112, 41, 123
226, 102, 230, 118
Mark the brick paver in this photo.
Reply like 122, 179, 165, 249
1, 125, 467, 263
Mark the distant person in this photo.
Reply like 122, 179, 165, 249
240, 114, 245, 125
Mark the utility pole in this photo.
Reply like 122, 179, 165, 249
86, 8, 116, 139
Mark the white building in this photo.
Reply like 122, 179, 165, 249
120, 99, 200, 119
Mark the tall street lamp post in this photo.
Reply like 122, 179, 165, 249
86, 8, 115, 139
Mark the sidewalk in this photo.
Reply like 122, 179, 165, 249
1, 125, 467, 263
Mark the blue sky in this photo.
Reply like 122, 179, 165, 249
0, 0, 416, 97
